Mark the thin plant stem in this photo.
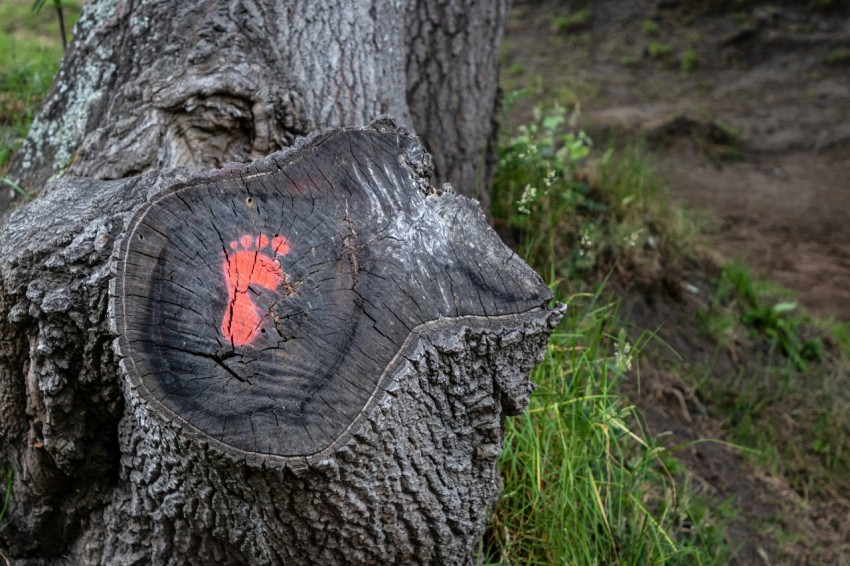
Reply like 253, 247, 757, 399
55, 0, 67, 52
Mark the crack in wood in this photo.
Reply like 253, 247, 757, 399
180, 348, 247, 383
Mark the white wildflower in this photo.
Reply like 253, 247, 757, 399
517, 184, 537, 215
614, 341, 633, 373
544, 166, 556, 187
625, 228, 642, 248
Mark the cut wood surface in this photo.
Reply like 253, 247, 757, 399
1, 123, 563, 563
112, 124, 553, 464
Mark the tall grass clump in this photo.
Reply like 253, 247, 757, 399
486, 294, 717, 564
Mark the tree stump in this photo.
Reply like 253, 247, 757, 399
0, 123, 563, 564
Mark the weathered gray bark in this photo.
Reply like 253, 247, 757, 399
406, 0, 509, 212
0, 1, 527, 562
3, 0, 508, 219
0, 123, 562, 563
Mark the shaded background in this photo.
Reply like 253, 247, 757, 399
503, 0, 850, 321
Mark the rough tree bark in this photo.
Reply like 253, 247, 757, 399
0, 122, 562, 563
3, 0, 508, 218
0, 1, 544, 563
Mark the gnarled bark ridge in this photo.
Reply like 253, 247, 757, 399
0, 123, 563, 563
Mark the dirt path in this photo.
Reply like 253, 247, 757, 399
659, 146, 850, 319
504, 0, 850, 320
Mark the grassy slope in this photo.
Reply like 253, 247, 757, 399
487, 105, 727, 564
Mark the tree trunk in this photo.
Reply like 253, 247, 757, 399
0, 1, 532, 562
0, 122, 562, 563
2, 0, 508, 219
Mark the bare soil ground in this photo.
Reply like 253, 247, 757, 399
504, 1, 850, 563
504, 0, 850, 321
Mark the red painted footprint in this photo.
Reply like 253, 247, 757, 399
220, 233, 290, 346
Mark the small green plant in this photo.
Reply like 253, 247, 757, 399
621, 54, 639, 67
825, 48, 849, 65
506, 62, 524, 76
493, 102, 598, 273
552, 8, 592, 33
642, 20, 660, 36
681, 48, 699, 72
720, 262, 822, 370
495, 97, 697, 284
648, 42, 673, 60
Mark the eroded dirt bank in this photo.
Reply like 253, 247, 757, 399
505, 0, 850, 320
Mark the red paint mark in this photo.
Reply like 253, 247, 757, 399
272, 235, 289, 254
221, 233, 290, 346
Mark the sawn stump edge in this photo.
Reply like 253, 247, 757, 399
109, 123, 563, 467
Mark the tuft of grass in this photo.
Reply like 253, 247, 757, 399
680, 48, 699, 72
648, 42, 673, 60
553, 84, 580, 109
507, 62, 524, 76
622, 55, 640, 67
486, 293, 724, 565
825, 47, 850, 66
552, 9, 592, 34
642, 20, 660, 36
712, 262, 822, 370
